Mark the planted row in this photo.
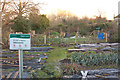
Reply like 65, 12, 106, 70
71, 52, 118, 66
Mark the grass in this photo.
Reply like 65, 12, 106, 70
7, 68, 18, 72
29, 47, 68, 78
23, 51, 44, 54
46, 47, 67, 63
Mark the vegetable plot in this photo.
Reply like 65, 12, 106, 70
71, 52, 118, 66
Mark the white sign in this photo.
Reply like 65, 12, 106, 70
10, 34, 31, 50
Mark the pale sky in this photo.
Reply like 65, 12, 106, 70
33, 0, 120, 20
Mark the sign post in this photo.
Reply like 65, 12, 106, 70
10, 34, 31, 78
19, 49, 23, 78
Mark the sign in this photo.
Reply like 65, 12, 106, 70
10, 34, 31, 78
10, 34, 31, 50
96, 27, 100, 30
98, 33, 104, 40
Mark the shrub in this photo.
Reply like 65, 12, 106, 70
60, 63, 82, 75
50, 31, 59, 35
31, 63, 61, 78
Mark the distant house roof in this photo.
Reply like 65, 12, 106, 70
114, 14, 120, 18
114, 17, 120, 22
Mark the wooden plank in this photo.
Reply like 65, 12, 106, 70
67, 49, 97, 52
6, 72, 13, 78
13, 71, 19, 78
68, 49, 85, 50
95, 74, 105, 78
82, 48, 98, 51
67, 49, 86, 52
1, 58, 33, 61
0, 63, 27, 68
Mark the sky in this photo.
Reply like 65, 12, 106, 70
33, 0, 120, 20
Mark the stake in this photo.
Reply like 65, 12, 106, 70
75, 32, 77, 45
106, 33, 107, 42
19, 49, 23, 78
44, 34, 46, 44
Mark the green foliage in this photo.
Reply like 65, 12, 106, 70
31, 63, 61, 78
29, 14, 50, 34
48, 38, 62, 44
71, 52, 118, 66
31, 35, 62, 45
46, 47, 66, 63
78, 22, 89, 35
31, 34, 44, 44
11, 16, 31, 33
50, 31, 59, 35
108, 32, 118, 42
90, 22, 110, 33
31, 34, 99, 45
12, 13, 50, 34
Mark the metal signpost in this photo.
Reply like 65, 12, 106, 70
19, 49, 23, 78
10, 34, 31, 78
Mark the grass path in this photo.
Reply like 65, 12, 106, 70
46, 47, 67, 63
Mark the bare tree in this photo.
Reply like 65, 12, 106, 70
0, 0, 8, 49
1, 0, 43, 48
6, 0, 41, 17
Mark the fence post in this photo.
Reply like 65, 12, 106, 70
44, 34, 46, 44
106, 33, 108, 42
75, 32, 77, 45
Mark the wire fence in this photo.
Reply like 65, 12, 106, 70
31, 34, 106, 46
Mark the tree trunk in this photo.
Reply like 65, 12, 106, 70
0, 0, 2, 50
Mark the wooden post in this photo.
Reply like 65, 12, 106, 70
44, 34, 46, 44
97, 30, 100, 39
49, 31, 50, 45
75, 32, 77, 44
106, 33, 107, 42
60, 28, 63, 42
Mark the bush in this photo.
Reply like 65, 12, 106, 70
31, 63, 61, 78
108, 32, 118, 42
50, 31, 59, 35
31, 35, 44, 45
12, 16, 31, 33
48, 38, 62, 44
60, 63, 82, 75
